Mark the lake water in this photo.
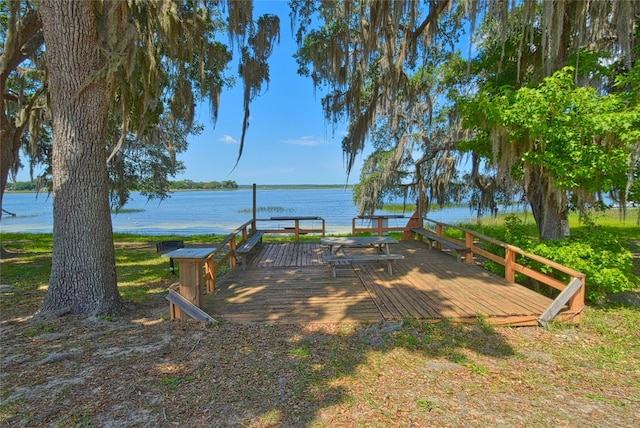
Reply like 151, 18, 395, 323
1, 188, 484, 236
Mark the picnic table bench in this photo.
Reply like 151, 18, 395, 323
321, 236, 404, 276
410, 227, 470, 262
323, 252, 404, 276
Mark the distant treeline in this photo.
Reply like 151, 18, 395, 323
6, 180, 351, 192
5, 181, 47, 191
171, 182, 352, 190
170, 180, 238, 190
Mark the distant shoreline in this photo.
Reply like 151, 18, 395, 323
6, 184, 353, 194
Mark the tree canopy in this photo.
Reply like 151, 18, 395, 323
292, 0, 639, 238
1, 0, 280, 215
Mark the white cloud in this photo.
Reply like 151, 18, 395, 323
282, 136, 325, 146
219, 135, 237, 144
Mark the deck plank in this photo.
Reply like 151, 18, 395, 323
202, 240, 558, 326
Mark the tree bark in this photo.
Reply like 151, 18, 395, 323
39, 0, 123, 315
526, 166, 568, 240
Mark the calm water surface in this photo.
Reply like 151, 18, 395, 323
1, 189, 481, 235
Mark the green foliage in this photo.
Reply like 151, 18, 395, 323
528, 229, 638, 301
4, 181, 46, 191
465, 215, 638, 302
502, 214, 535, 249
462, 67, 633, 194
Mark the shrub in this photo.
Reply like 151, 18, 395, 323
529, 228, 638, 302
465, 215, 639, 302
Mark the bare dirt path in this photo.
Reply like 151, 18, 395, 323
2, 290, 639, 427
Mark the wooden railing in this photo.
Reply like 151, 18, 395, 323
416, 218, 586, 324
259, 216, 325, 242
197, 219, 260, 293
352, 215, 410, 235
180, 216, 324, 297
171, 216, 586, 325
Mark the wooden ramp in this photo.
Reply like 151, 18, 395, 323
203, 241, 557, 326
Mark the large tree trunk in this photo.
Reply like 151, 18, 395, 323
526, 166, 568, 240
39, 0, 123, 315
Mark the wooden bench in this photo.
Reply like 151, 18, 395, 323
323, 253, 404, 277
410, 228, 470, 262
236, 231, 265, 269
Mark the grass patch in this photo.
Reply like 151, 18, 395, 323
381, 203, 417, 213
466, 207, 639, 241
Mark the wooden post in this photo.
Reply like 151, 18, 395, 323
465, 231, 474, 264
418, 185, 425, 229
435, 223, 443, 250
177, 259, 203, 308
401, 210, 422, 241
252, 183, 257, 231
505, 246, 516, 282
229, 236, 237, 268
567, 276, 586, 323
162, 248, 217, 321
205, 256, 215, 293
539, 277, 585, 326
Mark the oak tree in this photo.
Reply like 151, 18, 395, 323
292, 0, 638, 239
37, 0, 279, 315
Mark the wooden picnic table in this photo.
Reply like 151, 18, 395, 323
321, 236, 403, 276
321, 236, 399, 255
163, 247, 216, 320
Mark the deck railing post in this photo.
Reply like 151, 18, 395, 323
252, 183, 257, 232
205, 255, 215, 293
230, 236, 237, 268
435, 223, 443, 250
505, 246, 516, 282
464, 231, 474, 264
568, 276, 586, 322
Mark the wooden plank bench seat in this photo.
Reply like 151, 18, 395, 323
323, 253, 404, 277
410, 228, 470, 262
236, 231, 265, 269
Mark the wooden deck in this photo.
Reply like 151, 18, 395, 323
202, 240, 557, 326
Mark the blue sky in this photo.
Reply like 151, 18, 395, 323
178, 1, 360, 185
16, 1, 361, 186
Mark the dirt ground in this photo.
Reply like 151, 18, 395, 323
1, 284, 639, 428
1, 239, 639, 427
